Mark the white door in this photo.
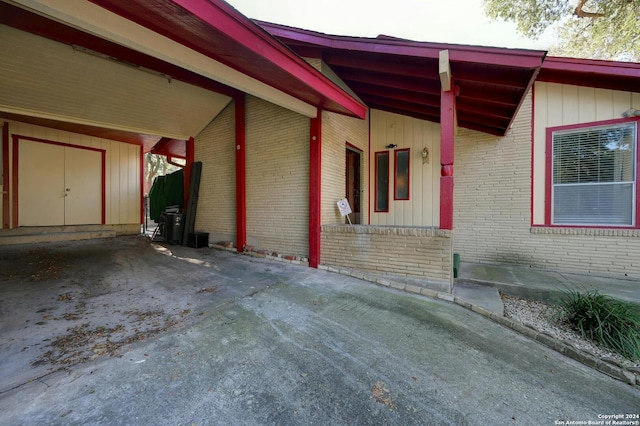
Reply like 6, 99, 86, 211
64, 147, 102, 225
19, 140, 65, 226
19, 140, 102, 226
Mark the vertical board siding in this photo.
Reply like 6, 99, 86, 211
369, 109, 440, 227
194, 102, 236, 242
6, 120, 140, 226
244, 96, 310, 256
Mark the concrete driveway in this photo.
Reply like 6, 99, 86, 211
1, 236, 638, 425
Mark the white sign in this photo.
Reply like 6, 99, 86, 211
337, 198, 352, 217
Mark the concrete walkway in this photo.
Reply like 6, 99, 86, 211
457, 261, 640, 305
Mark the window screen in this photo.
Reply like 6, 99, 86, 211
552, 122, 636, 226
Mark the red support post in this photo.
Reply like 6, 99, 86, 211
235, 95, 247, 251
439, 82, 456, 230
2, 122, 9, 228
139, 148, 144, 226
309, 109, 322, 268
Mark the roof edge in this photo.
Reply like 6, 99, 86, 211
256, 20, 547, 69
168, 0, 367, 119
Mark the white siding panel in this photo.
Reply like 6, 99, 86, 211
0, 24, 231, 139
369, 109, 440, 227
7, 120, 140, 226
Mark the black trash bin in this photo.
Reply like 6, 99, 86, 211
165, 213, 184, 245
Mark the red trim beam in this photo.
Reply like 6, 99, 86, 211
2, 122, 9, 228
235, 96, 247, 252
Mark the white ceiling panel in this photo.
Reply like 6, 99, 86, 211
0, 24, 232, 139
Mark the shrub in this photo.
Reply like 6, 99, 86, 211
558, 290, 640, 361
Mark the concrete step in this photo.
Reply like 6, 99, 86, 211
0, 230, 116, 245
452, 282, 504, 315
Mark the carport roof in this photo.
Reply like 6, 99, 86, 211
0, 0, 367, 157
258, 21, 548, 136
86, 0, 367, 119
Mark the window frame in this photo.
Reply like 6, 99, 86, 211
374, 150, 390, 213
393, 148, 410, 201
544, 116, 640, 228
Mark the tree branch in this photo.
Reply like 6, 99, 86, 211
574, 0, 605, 18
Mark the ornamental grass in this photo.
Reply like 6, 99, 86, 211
558, 290, 640, 361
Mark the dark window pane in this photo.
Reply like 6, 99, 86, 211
395, 149, 410, 200
375, 152, 389, 212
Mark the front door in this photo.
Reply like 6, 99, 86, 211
346, 147, 361, 224
18, 139, 102, 226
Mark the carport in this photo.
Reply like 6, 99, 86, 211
0, 0, 364, 243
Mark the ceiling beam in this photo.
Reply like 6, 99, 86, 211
361, 95, 440, 118
336, 68, 441, 95
457, 84, 521, 107
347, 82, 440, 107
324, 53, 439, 80
456, 99, 515, 121
452, 64, 533, 89
369, 104, 440, 123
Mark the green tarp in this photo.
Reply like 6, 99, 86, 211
149, 169, 184, 220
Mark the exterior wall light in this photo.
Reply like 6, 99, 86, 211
421, 147, 429, 164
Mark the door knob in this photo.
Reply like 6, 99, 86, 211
66, 188, 71, 192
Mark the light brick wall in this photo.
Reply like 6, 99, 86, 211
245, 95, 310, 255
453, 94, 532, 265
454, 92, 640, 278
194, 100, 236, 243
321, 225, 452, 287
321, 110, 369, 225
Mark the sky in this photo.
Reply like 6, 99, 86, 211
226, 0, 555, 51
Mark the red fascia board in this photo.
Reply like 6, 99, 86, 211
91, 0, 366, 119
151, 138, 186, 159
259, 20, 547, 69
542, 56, 640, 79
538, 57, 640, 92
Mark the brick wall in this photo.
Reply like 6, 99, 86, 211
245, 95, 310, 255
453, 94, 533, 265
321, 110, 369, 225
321, 224, 453, 288
194, 100, 236, 243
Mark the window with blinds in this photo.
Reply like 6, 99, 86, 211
552, 122, 637, 226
